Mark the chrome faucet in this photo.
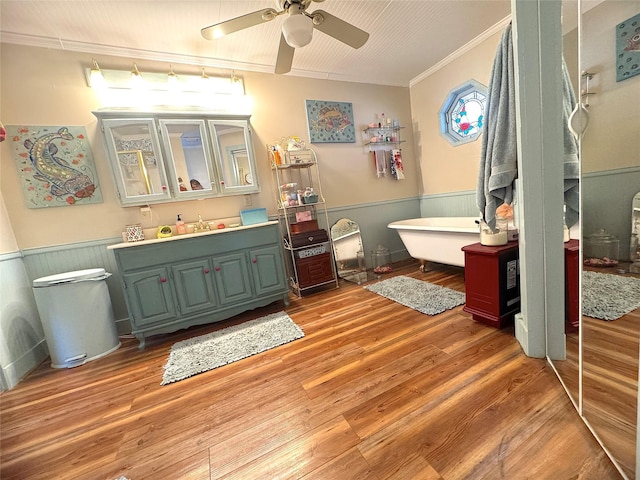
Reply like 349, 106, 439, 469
194, 214, 211, 233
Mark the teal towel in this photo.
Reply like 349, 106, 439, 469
477, 23, 517, 230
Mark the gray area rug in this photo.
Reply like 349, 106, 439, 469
161, 311, 303, 385
364, 275, 466, 315
582, 271, 640, 321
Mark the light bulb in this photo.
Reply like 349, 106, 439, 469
89, 59, 106, 89
282, 10, 313, 48
167, 64, 178, 90
131, 63, 145, 89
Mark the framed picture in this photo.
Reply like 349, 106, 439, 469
616, 13, 640, 82
8, 125, 103, 208
305, 100, 355, 143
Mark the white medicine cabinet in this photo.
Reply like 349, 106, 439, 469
93, 110, 259, 206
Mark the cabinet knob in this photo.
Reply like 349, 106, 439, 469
160, 277, 167, 283
215, 266, 221, 271
252, 258, 257, 263
204, 268, 210, 274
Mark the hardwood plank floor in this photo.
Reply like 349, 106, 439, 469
0, 261, 622, 479
553, 266, 639, 479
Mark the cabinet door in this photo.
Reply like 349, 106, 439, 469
249, 245, 286, 296
123, 267, 178, 328
207, 119, 259, 195
212, 252, 253, 305
171, 259, 218, 316
100, 118, 171, 205
158, 119, 220, 198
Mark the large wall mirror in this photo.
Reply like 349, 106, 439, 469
552, 1, 640, 478
94, 111, 260, 205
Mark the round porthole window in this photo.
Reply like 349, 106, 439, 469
439, 79, 488, 146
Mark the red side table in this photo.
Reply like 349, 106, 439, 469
462, 241, 520, 328
564, 239, 580, 332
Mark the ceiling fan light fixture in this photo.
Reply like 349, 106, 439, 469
282, 10, 313, 48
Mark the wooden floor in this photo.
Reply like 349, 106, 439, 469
1, 261, 622, 480
554, 266, 639, 480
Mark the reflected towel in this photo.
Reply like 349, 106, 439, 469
477, 23, 517, 230
374, 150, 386, 177
562, 59, 580, 228
391, 149, 405, 180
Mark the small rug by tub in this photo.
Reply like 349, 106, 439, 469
161, 311, 303, 385
582, 271, 640, 321
364, 275, 465, 315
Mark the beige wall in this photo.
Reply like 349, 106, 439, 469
0, 44, 417, 250
409, 31, 503, 196
0, 193, 18, 254
580, 1, 640, 173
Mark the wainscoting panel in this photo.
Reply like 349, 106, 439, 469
327, 197, 421, 265
0, 253, 49, 390
583, 167, 640, 261
419, 190, 478, 218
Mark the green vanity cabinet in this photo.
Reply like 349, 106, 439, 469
123, 266, 179, 328
250, 245, 287, 296
171, 259, 218, 316
212, 252, 253, 305
109, 222, 289, 349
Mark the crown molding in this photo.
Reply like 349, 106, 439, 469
409, 15, 512, 88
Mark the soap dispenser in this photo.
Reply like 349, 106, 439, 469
176, 214, 186, 235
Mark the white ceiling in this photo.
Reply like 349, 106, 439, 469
0, 0, 519, 87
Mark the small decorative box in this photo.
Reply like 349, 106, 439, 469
125, 224, 144, 242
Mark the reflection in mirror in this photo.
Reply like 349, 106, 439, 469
556, 2, 640, 478
631, 192, 640, 273
110, 122, 168, 199
330, 218, 374, 285
159, 120, 216, 195
211, 122, 252, 190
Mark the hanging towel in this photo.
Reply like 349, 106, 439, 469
374, 150, 386, 177
562, 59, 580, 228
390, 149, 405, 180
476, 23, 517, 230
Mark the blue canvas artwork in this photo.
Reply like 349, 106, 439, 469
8, 125, 103, 208
305, 100, 355, 143
616, 13, 640, 82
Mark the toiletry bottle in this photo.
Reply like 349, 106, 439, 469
176, 214, 186, 234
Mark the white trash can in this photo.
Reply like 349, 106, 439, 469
33, 268, 120, 368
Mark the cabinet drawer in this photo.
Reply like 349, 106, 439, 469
295, 253, 334, 288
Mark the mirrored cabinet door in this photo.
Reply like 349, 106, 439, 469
158, 119, 218, 198
100, 118, 171, 205
208, 119, 258, 194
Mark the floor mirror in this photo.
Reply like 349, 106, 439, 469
330, 218, 375, 285
551, 1, 640, 478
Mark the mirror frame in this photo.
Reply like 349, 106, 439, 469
94, 110, 260, 206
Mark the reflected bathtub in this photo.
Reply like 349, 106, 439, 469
388, 217, 480, 269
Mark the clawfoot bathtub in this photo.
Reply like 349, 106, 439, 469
388, 217, 480, 270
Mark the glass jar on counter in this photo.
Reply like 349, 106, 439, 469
584, 229, 619, 267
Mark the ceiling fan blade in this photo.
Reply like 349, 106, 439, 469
275, 33, 295, 74
311, 10, 369, 49
201, 8, 279, 40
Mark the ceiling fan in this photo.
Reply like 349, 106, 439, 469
201, 0, 369, 74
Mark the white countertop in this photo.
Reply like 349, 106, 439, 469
107, 221, 278, 250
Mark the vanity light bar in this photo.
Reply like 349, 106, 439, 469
85, 65, 244, 95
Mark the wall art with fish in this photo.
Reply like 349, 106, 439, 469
616, 13, 640, 82
8, 125, 103, 208
305, 100, 355, 143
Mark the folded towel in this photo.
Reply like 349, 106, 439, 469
390, 149, 405, 180
562, 59, 580, 227
374, 150, 386, 177
476, 23, 517, 230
